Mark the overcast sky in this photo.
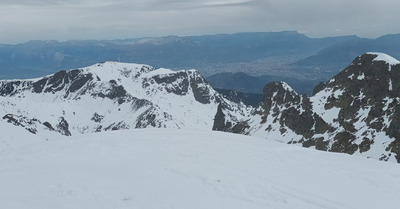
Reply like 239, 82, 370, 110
1, 0, 399, 44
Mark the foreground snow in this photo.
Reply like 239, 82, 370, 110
1, 127, 400, 209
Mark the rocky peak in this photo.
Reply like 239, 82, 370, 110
261, 81, 300, 114
253, 81, 330, 141
263, 81, 298, 103
324, 53, 400, 101
245, 53, 400, 163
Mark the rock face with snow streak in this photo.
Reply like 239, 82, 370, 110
0, 62, 249, 137
245, 53, 400, 162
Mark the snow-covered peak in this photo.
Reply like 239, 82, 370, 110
74, 62, 200, 86
367, 52, 400, 65
80, 61, 155, 79
0, 61, 251, 137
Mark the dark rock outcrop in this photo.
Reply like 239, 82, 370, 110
32, 69, 94, 96
2, 114, 38, 134
56, 117, 71, 136
257, 81, 332, 141
96, 80, 128, 104
2, 114, 72, 136
152, 71, 190, 95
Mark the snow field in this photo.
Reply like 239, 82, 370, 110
1, 128, 400, 209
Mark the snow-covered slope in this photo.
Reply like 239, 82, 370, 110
241, 53, 400, 162
0, 62, 249, 138
1, 128, 399, 209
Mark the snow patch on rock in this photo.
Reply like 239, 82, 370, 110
368, 52, 400, 69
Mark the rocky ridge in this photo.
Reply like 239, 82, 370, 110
225, 53, 400, 162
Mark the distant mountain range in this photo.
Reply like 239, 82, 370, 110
206, 72, 321, 95
2, 31, 399, 95
1, 52, 400, 163
0, 31, 347, 79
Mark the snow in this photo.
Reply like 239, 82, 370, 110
368, 52, 400, 68
310, 88, 342, 124
281, 81, 296, 94
144, 68, 175, 78
389, 79, 393, 91
1, 128, 399, 209
357, 73, 365, 80
332, 88, 344, 98
348, 74, 354, 79
0, 120, 50, 148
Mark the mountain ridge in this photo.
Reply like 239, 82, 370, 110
0, 31, 361, 80
0, 61, 249, 137
2, 52, 400, 163
233, 52, 400, 163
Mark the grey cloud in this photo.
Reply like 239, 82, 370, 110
1, 0, 73, 6
0, 0, 399, 43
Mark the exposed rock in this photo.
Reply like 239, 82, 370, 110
1, 114, 70, 136
2, 114, 38, 134
386, 140, 400, 163
56, 117, 71, 136
189, 71, 212, 104
32, 69, 94, 96
212, 104, 230, 132
91, 113, 104, 123
43, 121, 55, 131
96, 80, 128, 104
104, 121, 130, 131
312, 82, 326, 96
152, 71, 189, 95
0, 81, 31, 96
